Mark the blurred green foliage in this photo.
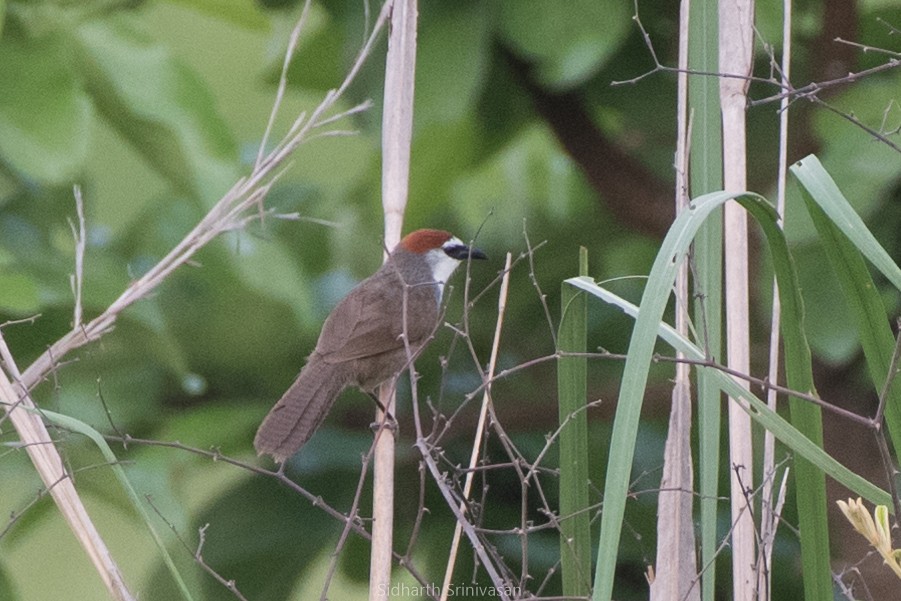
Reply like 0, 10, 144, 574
1, 0, 900, 599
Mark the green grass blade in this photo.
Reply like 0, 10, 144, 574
792, 155, 901, 461
743, 193, 832, 601
567, 278, 891, 509
687, 0, 723, 595
587, 190, 754, 601
40, 410, 194, 601
557, 248, 591, 597
584, 189, 836, 600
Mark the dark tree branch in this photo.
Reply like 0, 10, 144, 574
502, 46, 674, 239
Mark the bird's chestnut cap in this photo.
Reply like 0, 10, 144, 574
400, 229, 487, 261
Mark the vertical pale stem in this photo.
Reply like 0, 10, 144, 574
719, 1, 755, 600
759, 1, 792, 598
371, 0, 417, 600
650, 0, 700, 599
380, 0, 417, 239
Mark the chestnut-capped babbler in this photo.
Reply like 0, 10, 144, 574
254, 229, 487, 462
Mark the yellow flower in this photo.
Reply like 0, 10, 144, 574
837, 497, 901, 580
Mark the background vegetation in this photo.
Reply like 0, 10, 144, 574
1, 0, 901, 599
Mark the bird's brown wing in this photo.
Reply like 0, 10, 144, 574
315, 269, 439, 363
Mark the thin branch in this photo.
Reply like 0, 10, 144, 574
69, 185, 86, 329
522, 223, 557, 347
103, 433, 437, 590
653, 353, 875, 427
18, 2, 394, 395
749, 59, 901, 106
441, 253, 512, 601
834, 36, 901, 59
144, 498, 250, 601
320, 427, 383, 601
255, 0, 314, 169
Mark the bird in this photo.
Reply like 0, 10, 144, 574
254, 229, 487, 462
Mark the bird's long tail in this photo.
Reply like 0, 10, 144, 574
254, 356, 350, 462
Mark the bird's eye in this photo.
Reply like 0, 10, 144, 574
443, 244, 470, 260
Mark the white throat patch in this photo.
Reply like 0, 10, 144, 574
426, 238, 464, 301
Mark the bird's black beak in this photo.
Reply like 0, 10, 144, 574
446, 243, 487, 261
467, 245, 488, 261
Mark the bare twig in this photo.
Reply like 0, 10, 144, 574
653, 353, 873, 426
440, 253, 512, 601
144, 498, 250, 601
255, 0, 314, 170
3, 5, 395, 600
407, 308, 512, 599
872, 319, 901, 540
320, 427, 384, 601
18, 1, 392, 395
103, 433, 437, 590
522, 224, 557, 347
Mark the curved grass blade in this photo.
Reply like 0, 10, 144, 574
792, 156, 901, 460
567, 277, 890, 509
582, 190, 835, 601
39, 409, 194, 601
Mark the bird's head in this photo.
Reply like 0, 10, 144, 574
397, 229, 487, 291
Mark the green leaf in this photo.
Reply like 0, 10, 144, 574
790, 244, 858, 365
416, 3, 492, 124
73, 16, 240, 203
0, 25, 92, 184
498, 0, 629, 89
232, 236, 314, 331
0, 561, 19, 601
166, 0, 269, 30
687, 2, 724, 597
0, 271, 40, 314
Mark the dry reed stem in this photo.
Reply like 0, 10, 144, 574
718, 1, 756, 598
370, 0, 418, 599
0, 333, 134, 601
2, 3, 393, 599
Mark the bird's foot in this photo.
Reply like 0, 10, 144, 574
370, 414, 398, 438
